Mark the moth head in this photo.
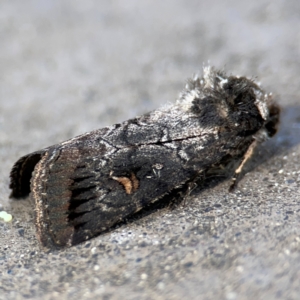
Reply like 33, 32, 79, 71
244, 85, 280, 139
220, 75, 280, 139
261, 95, 280, 138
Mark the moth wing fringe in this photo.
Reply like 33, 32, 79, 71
9, 150, 46, 198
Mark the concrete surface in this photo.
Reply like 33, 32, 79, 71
1, 1, 300, 299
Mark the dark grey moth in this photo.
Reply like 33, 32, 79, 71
9, 66, 280, 249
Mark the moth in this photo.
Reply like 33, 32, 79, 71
9, 66, 280, 249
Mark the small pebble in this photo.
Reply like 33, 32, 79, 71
0, 211, 13, 222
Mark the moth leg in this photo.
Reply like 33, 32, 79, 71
179, 172, 207, 207
177, 181, 196, 207
167, 181, 195, 209
187, 181, 198, 197
229, 140, 258, 192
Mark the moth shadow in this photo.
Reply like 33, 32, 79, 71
240, 105, 300, 172
272, 105, 300, 151
110, 105, 300, 231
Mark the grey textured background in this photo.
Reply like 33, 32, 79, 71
1, 1, 300, 299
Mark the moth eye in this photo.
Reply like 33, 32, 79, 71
264, 103, 280, 137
